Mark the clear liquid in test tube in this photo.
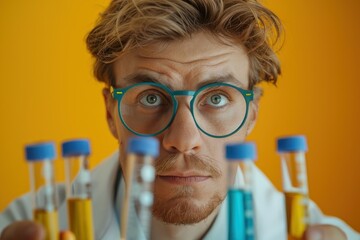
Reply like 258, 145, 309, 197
121, 137, 159, 240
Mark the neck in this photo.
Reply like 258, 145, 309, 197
151, 205, 221, 240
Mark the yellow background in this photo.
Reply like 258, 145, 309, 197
1, 0, 359, 232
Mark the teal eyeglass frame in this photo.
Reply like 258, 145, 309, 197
111, 82, 254, 138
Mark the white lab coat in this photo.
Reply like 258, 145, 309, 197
0, 151, 359, 240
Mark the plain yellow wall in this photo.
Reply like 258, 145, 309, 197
1, 0, 359, 232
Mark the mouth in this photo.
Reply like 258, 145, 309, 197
157, 173, 211, 185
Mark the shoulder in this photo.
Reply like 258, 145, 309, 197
91, 151, 120, 180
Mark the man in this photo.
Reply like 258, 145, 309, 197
0, 0, 359, 239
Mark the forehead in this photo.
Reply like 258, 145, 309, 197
113, 32, 250, 89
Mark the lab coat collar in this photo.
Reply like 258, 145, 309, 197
89, 151, 120, 239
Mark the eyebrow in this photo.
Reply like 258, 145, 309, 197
196, 74, 246, 89
118, 72, 171, 88
118, 72, 246, 90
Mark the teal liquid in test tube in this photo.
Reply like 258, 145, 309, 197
226, 142, 257, 240
120, 137, 159, 240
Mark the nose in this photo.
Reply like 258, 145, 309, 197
162, 98, 202, 154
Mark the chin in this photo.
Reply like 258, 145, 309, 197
152, 192, 224, 225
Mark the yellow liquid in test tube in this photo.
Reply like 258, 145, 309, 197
34, 209, 59, 240
285, 192, 308, 240
68, 198, 94, 240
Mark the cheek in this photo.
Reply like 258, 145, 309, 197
206, 134, 247, 180
205, 132, 247, 159
229, 124, 249, 142
204, 140, 228, 176
113, 109, 134, 146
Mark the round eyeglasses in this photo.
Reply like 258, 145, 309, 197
111, 82, 253, 138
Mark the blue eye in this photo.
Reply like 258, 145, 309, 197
205, 93, 229, 107
140, 93, 163, 107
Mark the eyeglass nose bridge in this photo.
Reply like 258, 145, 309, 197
172, 90, 196, 96
171, 90, 196, 112
171, 90, 196, 108
166, 90, 199, 134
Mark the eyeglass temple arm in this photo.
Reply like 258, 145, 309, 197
110, 86, 124, 100
244, 91, 254, 101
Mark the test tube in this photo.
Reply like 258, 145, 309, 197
62, 139, 94, 240
277, 135, 309, 240
226, 142, 257, 240
120, 137, 159, 240
25, 142, 59, 240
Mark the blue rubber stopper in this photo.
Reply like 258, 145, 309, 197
277, 135, 308, 152
226, 142, 257, 161
25, 142, 56, 161
62, 139, 91, 157
127, 137, 159, 158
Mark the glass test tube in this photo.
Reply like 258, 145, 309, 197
62, 139, 94, 240
277, 135, 309, 240
226, 142, 257, 240
25, 142, 59, 240
120, 137, 159, 240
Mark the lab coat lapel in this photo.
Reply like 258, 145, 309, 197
91, 151, 120, 239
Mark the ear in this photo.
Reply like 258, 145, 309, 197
102, 88, 119, 140
245, 87, 262, 136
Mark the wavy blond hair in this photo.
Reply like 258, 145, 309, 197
86, 0, 283, 88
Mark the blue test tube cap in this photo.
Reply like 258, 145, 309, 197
226, 142, 257, 161
127, 137, 159, 158
277, 135, 308, 152
62, 139, 91, 157
25, 142, 56, 161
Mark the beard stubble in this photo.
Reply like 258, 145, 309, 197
152, 153, 225, 225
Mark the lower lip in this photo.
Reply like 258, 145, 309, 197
158, 176, 210, 185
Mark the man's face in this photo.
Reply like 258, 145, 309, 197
104, 31, 258, 225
